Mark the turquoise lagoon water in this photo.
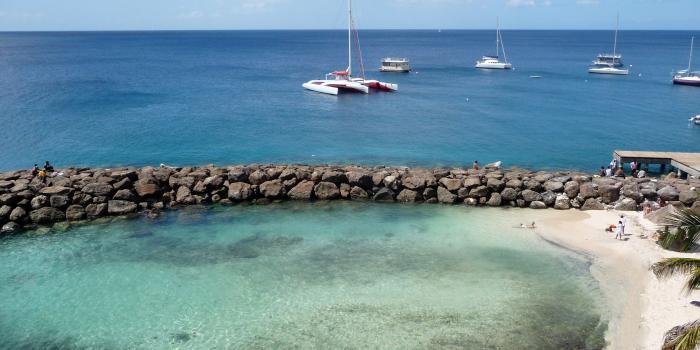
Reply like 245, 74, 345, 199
0, 203, 606, 349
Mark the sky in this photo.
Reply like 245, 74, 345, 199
0, 0, 698, 31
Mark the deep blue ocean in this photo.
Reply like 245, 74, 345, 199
0, 30, 698, 171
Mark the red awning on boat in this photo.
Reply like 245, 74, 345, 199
331, 71, 350, 76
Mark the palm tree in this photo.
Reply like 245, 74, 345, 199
660, 208, 700, 252
652, 208, 700, 350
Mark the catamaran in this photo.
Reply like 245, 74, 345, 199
589, 15, 629, 75
673, 36, 700, 87
475, 18, 512, 70
303, 0, 398, 96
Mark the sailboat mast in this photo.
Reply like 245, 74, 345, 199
496, 17, 500, 58
348, 0, 352, 75
688, 36, 695, 73
613, 14, 619, 63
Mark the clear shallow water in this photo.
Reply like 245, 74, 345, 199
0, 203, 606, 349
0, 30, 699, 172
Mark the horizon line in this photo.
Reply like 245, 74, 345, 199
0, 28, 698, 33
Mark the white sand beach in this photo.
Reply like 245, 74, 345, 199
532, 209, 700, 350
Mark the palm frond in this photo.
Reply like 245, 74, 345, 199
663, 323, 700, 350
652, 258, 700, 279
663, 209, 700, 230
686, 270, 700, 293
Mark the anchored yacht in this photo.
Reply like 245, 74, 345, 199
380, 58, 411, 73
303, 0, 398, 96
589, 15, 629, 75
673, 36, 700, 87
476, 18, 512, 70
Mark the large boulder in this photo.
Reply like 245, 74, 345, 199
260, 180, 286, 199
314, 182, 340, 200
486, 178, 505, 192
439, 178, 462, 192
621, 184, 643, 203
228, 182, 252, 201
501, 188, 518, 202
554, 195, 571, 210
505, 179, 523, 189
541, 191, 557, 206
9, 207, 26, 222
65, 205, 86, 221
39, 186, 74, 196
108, 200, 137, 215
373, 188, 395, 202
85, 203, 108, 218
30, 207, 66, 224
50, 195, 71, 209
113, 189, 138, 202
346, 171, 373, 189
321, 171, 347, 184
534, 173, 554, 183
0, 193, 20, 207
521, 189, 542, 203
349, 186, 369, 200
82, 183, 114, 197
1, 222, 20, 235
544, 181, 564, 193
581, 198, 605, 211
468, 186, 490, 199
0, 205, 11, 221
529, 201, 547, 209
437, 187, 457, 204
288, 181, 314, 200
134, 181, 161, 198
679, 190, 699, 206
564, 181, 580, 199
598, 185, 620, 204
486, 193, 502, 207
397, 189, 421, 203
248, 170, 268, 185
658, 186, 680, 202
579, 183, 598, 199
614, 198, 638, 211
31, 195, 48, 209
176, 186, 196, 204
463, 177, 482, 189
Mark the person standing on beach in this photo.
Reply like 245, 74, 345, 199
615, 221, 623, 240
620, 215, 626, 235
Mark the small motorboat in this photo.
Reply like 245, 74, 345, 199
689, 115, 700, 125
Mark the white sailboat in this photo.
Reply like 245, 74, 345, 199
673, 36, 700, 87
589, 15, 629, 75
303, 0, 398, 96
476, 17, 512, 70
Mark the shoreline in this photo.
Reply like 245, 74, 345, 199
1, 163, 698, 234
534, 209, 700, 350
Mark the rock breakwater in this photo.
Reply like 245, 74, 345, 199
1, 164, 699, 235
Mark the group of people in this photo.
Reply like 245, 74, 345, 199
599, 159, 646, 179
605, 215, 627, 240
31, 161, 55, 183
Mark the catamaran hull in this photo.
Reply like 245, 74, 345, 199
303, 80, 369, 95
588, 68, 629, 75
361, 80, 399, 92
475, 62, 513, 69
673, 77, 700, 86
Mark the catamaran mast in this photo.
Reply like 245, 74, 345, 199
688, 36, 695, 75
348, 0, 352, 75
613, 14, 619, 64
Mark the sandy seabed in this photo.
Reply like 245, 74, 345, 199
532, 209, 700, 349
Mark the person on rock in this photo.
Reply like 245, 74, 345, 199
44, 161, 54, 173
599, 166, 606, 177
614, 167, 625, 178
472, 160, 479, 171
38, 169, 47, 183
31, 164, 39, 177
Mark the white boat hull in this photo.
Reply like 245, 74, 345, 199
475, 62, 512, 70
303, 80, 369, 95
380, 67, 411, 73
588, 67, 629, 75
